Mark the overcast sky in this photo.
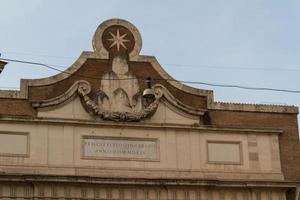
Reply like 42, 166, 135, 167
1, 0, 300, 109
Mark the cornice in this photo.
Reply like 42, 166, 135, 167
0, 174, 297, 188
0, 116, 283, 135
212, 102, 298, 114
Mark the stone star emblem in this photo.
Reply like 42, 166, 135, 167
107, 29, 130, 51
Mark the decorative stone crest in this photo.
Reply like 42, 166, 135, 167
92, 19, 142, 59
78, 19, 161, 122
29, 19, 209, 122
78, 82, 162, 122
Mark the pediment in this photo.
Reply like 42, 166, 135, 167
1, 19, 214, 124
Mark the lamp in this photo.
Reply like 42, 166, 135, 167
142, 77, 155, 99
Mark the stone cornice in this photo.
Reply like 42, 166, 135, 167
0, 116, 283, 135
0, 174, 297, 188
212, 102, 298, 114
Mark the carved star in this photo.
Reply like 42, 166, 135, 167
107, 29, 130, 51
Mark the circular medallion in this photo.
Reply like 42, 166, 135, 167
92, 19, 142, 59
102, 25, 135, 57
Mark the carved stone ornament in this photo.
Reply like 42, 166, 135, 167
77, 81, 162, 122
81, 19, 161, 122
29, 19, 209, 122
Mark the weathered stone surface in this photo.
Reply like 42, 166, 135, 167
82, 137, 158, 160
0, 18, 299, 199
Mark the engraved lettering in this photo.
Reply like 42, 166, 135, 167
83, 137, 158, 160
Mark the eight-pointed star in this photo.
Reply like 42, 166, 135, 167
107, 29, 130, 51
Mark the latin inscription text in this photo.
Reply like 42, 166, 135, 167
83, 137, 158, 160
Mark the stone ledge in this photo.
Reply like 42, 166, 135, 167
0, 174, 296, 188
213, 102, 298, 114
0, 90, 22, 98
0, 116, 283, 135
0, 165, 285, 182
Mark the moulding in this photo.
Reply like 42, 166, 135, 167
212, 102, 298, 114
0, 174, 296, 188
0, 116, 283, 135
154, 84, 206, 116
30, 80, 90, 108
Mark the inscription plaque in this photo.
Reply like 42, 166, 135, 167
82, 136, 159, 161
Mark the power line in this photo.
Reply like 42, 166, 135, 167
178, 80, 300, 93
0, 58, 66, 73
164, 63, 300, 72
0, 58, 141, 81
1, 57, 300, 94
1, 51, 74, 60
2, 51, 300, 72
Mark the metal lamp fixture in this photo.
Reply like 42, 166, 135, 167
142, 77, 155, 99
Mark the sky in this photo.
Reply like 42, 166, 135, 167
1, 0, 300, 110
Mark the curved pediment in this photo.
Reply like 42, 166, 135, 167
0, 19, 214, 123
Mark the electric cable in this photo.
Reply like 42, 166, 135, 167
1, 57, 300, 94
2, 51, 300, 72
